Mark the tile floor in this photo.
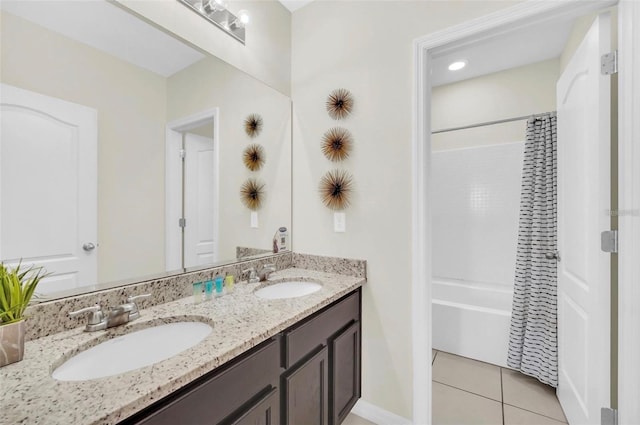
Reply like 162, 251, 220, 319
432, 350, 567, 425
344, 350, 567, 425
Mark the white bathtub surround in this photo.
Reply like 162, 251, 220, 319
431, 142, 524, 367
507, 113, 558, 388
432, 279, 513, 367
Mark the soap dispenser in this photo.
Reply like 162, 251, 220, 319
277, 227, 289, 252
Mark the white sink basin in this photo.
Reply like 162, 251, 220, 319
52, 322, 212, 381
255, 281, 322, 300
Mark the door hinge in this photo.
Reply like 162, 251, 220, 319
601, 407, 618, 425
178, 218, 186, 228
601, 230, 618, 253
179, 149, 186, 159
601, 50, 618, 75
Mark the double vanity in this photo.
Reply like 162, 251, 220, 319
0, 255, 365, 425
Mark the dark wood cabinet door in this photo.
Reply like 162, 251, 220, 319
230, 387, 279, 425
125, 338, 280, 425
283, 347, 329, 425
330, 321, 361, 425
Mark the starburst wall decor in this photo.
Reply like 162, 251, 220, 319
243, 144, 265, 171
326, 88, 354, 120
244, 114, 263, 138
321, 127, 353, 162
319, 169, 353, 210
240, 178, 265, 210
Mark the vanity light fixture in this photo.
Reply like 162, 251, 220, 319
448, 60, 467, 71
178, 0, 248, 44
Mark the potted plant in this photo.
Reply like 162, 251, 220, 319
0, 262, 47, 368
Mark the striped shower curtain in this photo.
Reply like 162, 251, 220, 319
507, 113, 558, 387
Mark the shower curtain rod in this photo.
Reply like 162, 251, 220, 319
431, 112, 556, 135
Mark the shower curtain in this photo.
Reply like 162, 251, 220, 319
507, 112, 558, 387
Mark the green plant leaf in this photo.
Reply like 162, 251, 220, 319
0, 261, 50, 325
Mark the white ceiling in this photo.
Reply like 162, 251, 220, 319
430, 17, 574, 87
0, 1, 205, 77
2, 0, 573, 84
278, 0, 315, 12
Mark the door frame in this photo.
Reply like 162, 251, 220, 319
411, 1, 639, 423
615, 1, 640, 423
165, 108, 220, 272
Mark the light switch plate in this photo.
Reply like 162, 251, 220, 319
334, 212, 346, 232
250, 211, 258, 228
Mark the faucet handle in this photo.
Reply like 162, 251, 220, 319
242, 267, 259, 282
69, 305, 104, 326
127, 293, 151, 304
126, 293, 151, 321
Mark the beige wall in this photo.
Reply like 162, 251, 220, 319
167, 57, 292, 261
432, 58, 560, 150
116, 0, 292, 96
1, 11, 167, 284
290, 0, 522, 418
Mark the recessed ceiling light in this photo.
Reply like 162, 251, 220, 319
448, 60, 467, 71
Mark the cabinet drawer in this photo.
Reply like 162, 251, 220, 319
285, 291, 359, 368
133, 338, 281, 425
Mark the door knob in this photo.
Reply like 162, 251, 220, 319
83, 243, 96, 251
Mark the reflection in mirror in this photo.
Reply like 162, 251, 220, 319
0, 1, 291, 300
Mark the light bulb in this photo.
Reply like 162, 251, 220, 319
238, 9, 250, 25
206, 0, 226, 12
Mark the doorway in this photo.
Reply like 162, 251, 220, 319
165, 109, 219, 271
411, 1, 640, 424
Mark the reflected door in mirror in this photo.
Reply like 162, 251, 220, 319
184, 132, 216, 268
0, 84, 97, 294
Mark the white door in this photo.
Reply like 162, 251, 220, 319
556, 13, 611, 424
0, 84, 97, 294
183, 133, 216, 268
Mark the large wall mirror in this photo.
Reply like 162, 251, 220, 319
0, 1, 292, 301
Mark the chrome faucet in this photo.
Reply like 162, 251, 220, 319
258, 264, 276, 281
243, 267, 260, 283
69, 293, 151, 332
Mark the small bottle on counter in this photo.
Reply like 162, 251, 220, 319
224, 272, 235, 294
204, 279, 214, 301
192, 281, 203, 304
215, 274, 224, 297
277, 227, 289, 252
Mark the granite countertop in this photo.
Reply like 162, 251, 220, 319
0, 268, 364, 425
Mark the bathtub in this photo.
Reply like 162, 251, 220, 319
432, 278, 513, 367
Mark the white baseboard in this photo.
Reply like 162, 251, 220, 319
350, 399, 412, 425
